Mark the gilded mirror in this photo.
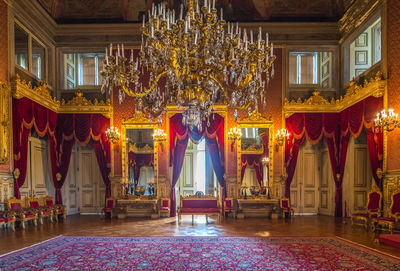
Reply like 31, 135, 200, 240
237, 113, 273, 198
121, 112, 158, 198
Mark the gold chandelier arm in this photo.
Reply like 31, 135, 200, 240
120, 69, 170, 98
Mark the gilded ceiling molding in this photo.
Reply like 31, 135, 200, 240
58, 91, 112, 118
283, 71, 385, 117
12, 76, 112, 118
0, 82, 10, 164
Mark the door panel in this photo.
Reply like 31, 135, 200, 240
78, 148, 103, 213
63, 148, 78, 214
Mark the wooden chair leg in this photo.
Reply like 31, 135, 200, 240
21, 220, 25, 229
11, 221, 15, 231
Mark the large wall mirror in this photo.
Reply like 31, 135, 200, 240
237, 113, 274, 198
121, 113, 158, 198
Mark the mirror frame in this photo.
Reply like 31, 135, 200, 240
236, 112, 274, 193
121, 111, 159, 197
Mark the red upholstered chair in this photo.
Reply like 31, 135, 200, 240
351, 190, 382, 230
41, 196, 66, 221
159, 198, 170, 217
7, 197, 37, 229
280, 198, 294, 218
28, 197, 53, 224
224, 198, 236, 218
103, 197, 116, 218
0, 211, 16, 231
375, 190, 400, 233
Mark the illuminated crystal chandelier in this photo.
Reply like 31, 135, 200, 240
101, 0, 276, 129
375, 109, 399, 132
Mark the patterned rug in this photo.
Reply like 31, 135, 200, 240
1, 236, 399, 270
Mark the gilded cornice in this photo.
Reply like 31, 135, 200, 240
12, 75, 60, 112
122, 111, 152, 124
242, 144, 264, 155
283, 71, 385, 117
12, 76, 112, 118
128, 143, 154, 154
237, 111, 272, 124
58, 91, 112, 118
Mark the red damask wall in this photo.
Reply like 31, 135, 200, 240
112, 49, 283, 179
386, 0, 400, 171
0, 1, 7, 82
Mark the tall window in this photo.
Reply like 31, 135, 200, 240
15, 22, 47, 80
289, 51, 332, 88
348, 17, 381, 80
63, 53, 105, 89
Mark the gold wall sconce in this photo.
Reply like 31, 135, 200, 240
228, 127, 242, 152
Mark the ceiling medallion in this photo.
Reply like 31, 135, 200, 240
101, 0, 276, 128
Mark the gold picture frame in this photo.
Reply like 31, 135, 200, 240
121, 111, 159, 197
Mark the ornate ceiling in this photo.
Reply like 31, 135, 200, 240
37, 0, 356, 23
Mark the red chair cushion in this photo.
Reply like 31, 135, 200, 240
25, 214, 36, 218
10, 203, 22, 210
106, 200, 114, 209
392, 193, 400, 215
103, 208, 112, 212
182, 200, 217, 209
377, 217, 396, 222
225, 207, 234, 211
180, 208, 220, 213
57, 209, 64, 214
160, 207, 170, 211
42, 211, 52, 216
0, 218, 5, 222
283, 208, 293, 211
352, 213, 368, 217
30, 201, 40, 208
281, 200, 289, 209
162, 200, 169, 208
225, 200, 232, 208
367, 192, 381, 210
46, 200, 54, 206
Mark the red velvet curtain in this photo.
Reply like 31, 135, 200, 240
128, 152, 154, 182
169, 113, 225, 216
53, 114, 111, 203
284, 96, 383, 217
12, 98, 57, 199
241, 154, 263, 187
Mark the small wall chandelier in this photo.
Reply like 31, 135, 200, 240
101, 0, 276, 128
106, 126, 121, 144
276, 128, 289, 146
228, 127, 242, 142
375, 109, 399, 132
152, 128, 167, 142
261, 156, 269, 166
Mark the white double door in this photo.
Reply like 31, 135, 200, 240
62, 144, 105, 215
20, 137, 54, 199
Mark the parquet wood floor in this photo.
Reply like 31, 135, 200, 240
1, 215, 399, 258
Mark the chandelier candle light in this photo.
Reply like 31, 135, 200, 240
276, 128, 289, 146
374, 109, 399, 132
101, 0, 276, 129
106, 126, 121, 144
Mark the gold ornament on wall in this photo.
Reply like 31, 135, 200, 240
0, 81, 9, 164
283, 71, 385, 117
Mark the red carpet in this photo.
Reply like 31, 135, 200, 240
380, 234, 400, 249
1, 236, 399, 270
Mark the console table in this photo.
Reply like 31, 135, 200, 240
117, 199, 158, 219
236, 198, 279, 219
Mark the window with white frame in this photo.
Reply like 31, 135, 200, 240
63, 53, 105, 89
348, 17, 381, 81
289, 51, 333, 88
14, 22, 47, 80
